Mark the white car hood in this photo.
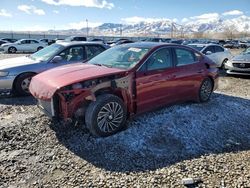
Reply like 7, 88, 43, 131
0, 56, 37, 70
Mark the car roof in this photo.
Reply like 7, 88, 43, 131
188, 43, 222, 47
56, 41, 107, 47
118, 42, 182, 48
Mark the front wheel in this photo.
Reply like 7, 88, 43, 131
199, 78, 213, 102
37, 46, 43, 51
85, 94, 127, 137
221, 59, 228, 70
8, 47, 17, 53
14, 73, 35, 96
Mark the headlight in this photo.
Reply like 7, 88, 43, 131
0, 71, 9, 77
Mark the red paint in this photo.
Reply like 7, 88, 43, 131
29, 43, 219, 120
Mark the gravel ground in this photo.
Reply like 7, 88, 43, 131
0, 52, 250, 188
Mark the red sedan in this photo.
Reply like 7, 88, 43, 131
30, 42, 219, 137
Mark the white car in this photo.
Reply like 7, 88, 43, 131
1, 39, 47, 53
188, 43, 233, 68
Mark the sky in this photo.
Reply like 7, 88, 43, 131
0, 0, 250, 31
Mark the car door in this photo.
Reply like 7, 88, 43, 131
136, 47, 177, 113
202, 46, 218, 65
171, 47, 207, 100
19, 40, 30, 52
29, 40, 39, 52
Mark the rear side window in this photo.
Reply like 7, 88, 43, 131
214, 46, 224, 52
30, 40, 38, 44
175, 48, 196, 66
86, 45, 105, 59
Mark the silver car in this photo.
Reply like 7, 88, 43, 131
225, 47, 250, 75
0, 41, 109, 96
188, 43, 233, 68
1, 39, 47, 53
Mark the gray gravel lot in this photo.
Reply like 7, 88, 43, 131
0, 52, 250, 187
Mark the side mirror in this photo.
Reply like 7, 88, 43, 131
205, 51, 212, 55
51, 56, 63, 63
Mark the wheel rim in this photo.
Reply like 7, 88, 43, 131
10, 47, 16, 53
21, 77, 32, 93
200, 79, 212, 101
97, 102, 124, 133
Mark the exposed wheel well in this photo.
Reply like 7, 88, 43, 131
94, 88, 124, 101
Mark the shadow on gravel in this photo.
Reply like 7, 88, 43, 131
49, 93, 250, 173
0, 96, 36, 106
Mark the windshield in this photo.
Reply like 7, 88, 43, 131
29, 44, 64, 61
188, 44, 205, 51
88, 46, 150, 70
242, 48, 250, 55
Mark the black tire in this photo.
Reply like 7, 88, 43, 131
85, 94, 127, 137
37, 46, 43, 51
199, 78, 213, 102
13, 73, 35, 96
8, 47, 17, 53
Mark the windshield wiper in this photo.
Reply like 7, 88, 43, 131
94, 63, 112, 68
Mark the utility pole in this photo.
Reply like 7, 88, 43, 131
171, 22, 174, 38
86, 19, 88, 37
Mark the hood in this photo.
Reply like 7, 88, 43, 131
232, 54, 250, 62
0, 56, 37, 70
29, 63, 126, 100
1, 42, 12, 47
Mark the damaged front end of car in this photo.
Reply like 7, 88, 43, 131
36, 73, 135, 123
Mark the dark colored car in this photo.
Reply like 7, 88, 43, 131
65, 36, 87, 42
0, 38, 17, 43
30, 42, 219, 137
0, 40, 8, 46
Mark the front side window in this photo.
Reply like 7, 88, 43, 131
175, 48, 196, 66
203, 46, 215, 54
86, 45, 105, 59
59, 46, 85, 62
146, 48, 172, 71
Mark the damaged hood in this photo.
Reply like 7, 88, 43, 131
29, 63, 126, 100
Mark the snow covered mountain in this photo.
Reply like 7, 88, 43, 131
85, 15, 250, 36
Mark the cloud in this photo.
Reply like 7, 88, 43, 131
41, 0, 114, 9
0, 9, 12, 17
222, 10, 243, 16
17, 5, 45, 15
190, 13, 219, 20
121, 16, 172, 24
67, 20, 103, 30
53, 10, 59, 14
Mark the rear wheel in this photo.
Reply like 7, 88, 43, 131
14, 73, 35, 96
85, 94, 127, 137
8, 47, 17, 53
199, 78, 213, 102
